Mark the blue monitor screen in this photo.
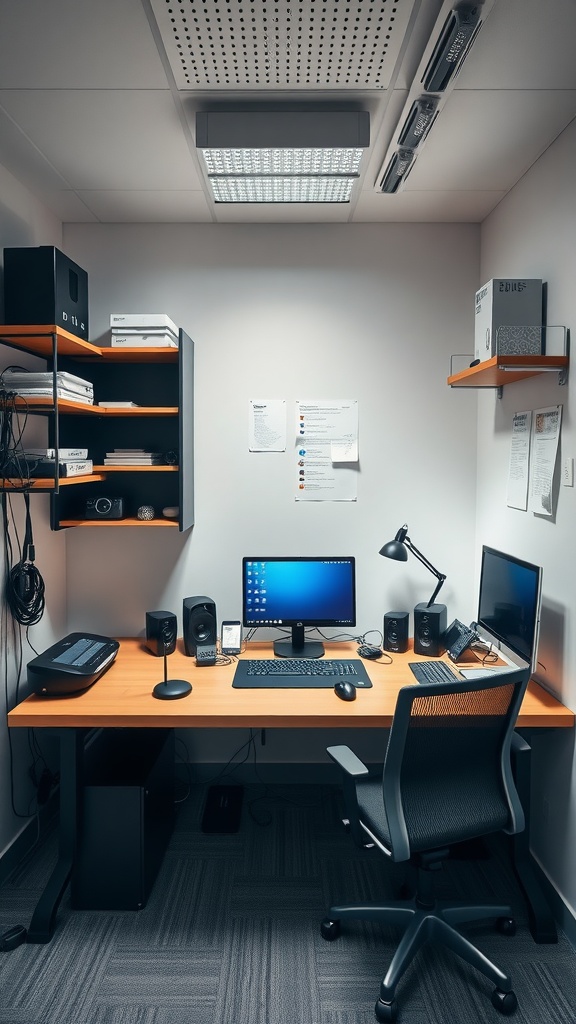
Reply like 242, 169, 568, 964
477, 546, 542, 670
242, 557, 356, 628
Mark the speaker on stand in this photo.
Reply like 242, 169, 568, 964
413, 603, 447, 657
145, 610, 177, 656
151, 614, 192, 700
183, 596, 217, 657
383, 611, 409, 653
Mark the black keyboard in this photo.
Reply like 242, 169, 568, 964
408, 661, 459, 685
232, 658, 373, 689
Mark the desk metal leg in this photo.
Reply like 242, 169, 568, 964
26, 729, 82, 944
511, 732, 557, 944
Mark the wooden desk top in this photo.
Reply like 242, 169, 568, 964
7, 639, 574, 731
7, 634, 569, 733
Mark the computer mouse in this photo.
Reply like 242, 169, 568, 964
334, 679, 357, 702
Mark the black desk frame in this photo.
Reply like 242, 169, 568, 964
23, 725, 558, 946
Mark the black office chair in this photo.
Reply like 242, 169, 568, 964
321, 666, 531, 1022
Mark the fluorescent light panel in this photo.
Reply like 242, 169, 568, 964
210, 177, 356, 204
196, 110, 369, 203
201, 148, 364, 176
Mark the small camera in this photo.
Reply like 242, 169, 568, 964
85, 496, 124, 519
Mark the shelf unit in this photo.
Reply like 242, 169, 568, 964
0, 325, 194, 531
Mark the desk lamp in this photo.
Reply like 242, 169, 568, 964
380, 524, 447, 656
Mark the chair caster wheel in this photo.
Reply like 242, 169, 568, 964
496, 916, 516, 936
321, 918, 340, 941
375, 997, 398, 1022
491, 989, 518, 1015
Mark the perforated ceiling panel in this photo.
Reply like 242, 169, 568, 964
150, 0, 418, 90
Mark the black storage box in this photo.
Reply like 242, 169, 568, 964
3, 245, 89, 341
71, 729, 175, 910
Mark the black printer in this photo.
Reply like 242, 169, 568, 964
27, 632, 119, 696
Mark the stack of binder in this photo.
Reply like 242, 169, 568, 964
1, 369, 94, 404
21, 448, 93, 478
109, 313, 179, 348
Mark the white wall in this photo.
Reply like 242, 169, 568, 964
0, 162, 66, 858
478, 120, 576, 916
62, 221, 480, 766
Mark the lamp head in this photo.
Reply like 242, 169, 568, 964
379, 524, 409, 561
379, 522, 446, 609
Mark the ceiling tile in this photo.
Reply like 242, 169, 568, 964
455, 0, 576, 90
34, 190, 100, 223
211, 202, 355, 224
76, 190, 213, 223
353, 188, 506, 223
0, 0, 169, 88
403, 90, 576, 192
0, 90, 202, 190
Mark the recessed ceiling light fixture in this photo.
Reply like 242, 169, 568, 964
196, 110, 370, 204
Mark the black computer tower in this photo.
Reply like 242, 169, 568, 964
71, 729, 175, 910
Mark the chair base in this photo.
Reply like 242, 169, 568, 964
322, 897, 517, 1018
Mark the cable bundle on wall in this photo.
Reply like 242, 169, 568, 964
1, 382, 46, 627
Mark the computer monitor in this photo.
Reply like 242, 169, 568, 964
475, 545, 543, 672
242, 556, 356, 659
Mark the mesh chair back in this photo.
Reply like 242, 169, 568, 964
382, 667, 530, 859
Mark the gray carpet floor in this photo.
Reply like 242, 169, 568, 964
1, 782, 576, 1024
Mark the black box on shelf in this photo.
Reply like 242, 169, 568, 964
71, 729, 175, 910
3, 245, 89, 341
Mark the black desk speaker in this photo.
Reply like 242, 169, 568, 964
413, 603, 447, 657
183, 596, 217, 656
383, 611, 409, 653
145, 610, 177, 657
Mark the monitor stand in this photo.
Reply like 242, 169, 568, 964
273, 624, 324, 659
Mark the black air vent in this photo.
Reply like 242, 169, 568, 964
379, 149, 415, 194
422, 4, 481, 93
397, 98, 439, 149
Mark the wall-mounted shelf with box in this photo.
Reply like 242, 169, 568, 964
448, 326, 569, 396
0, 324, 194, 530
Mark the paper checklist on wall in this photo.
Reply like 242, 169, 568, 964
295, 400, 358, 501
507, 411, 532, 510
528, 405, 562, 516
249, 399, 287, 452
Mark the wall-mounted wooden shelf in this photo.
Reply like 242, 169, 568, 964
447, 354, 569, 389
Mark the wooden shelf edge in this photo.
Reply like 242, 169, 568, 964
58, 518, 180, 527
0, 326, 179, 363
94, 347, 179, 363
93, 465, 178, 472
0, 324, 102, 357
448, 354, 569, 389
14, 398, 178, 416
1, 473, 106, 490
94, 407, 178, 415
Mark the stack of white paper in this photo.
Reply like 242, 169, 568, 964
109, 313, 179, 348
